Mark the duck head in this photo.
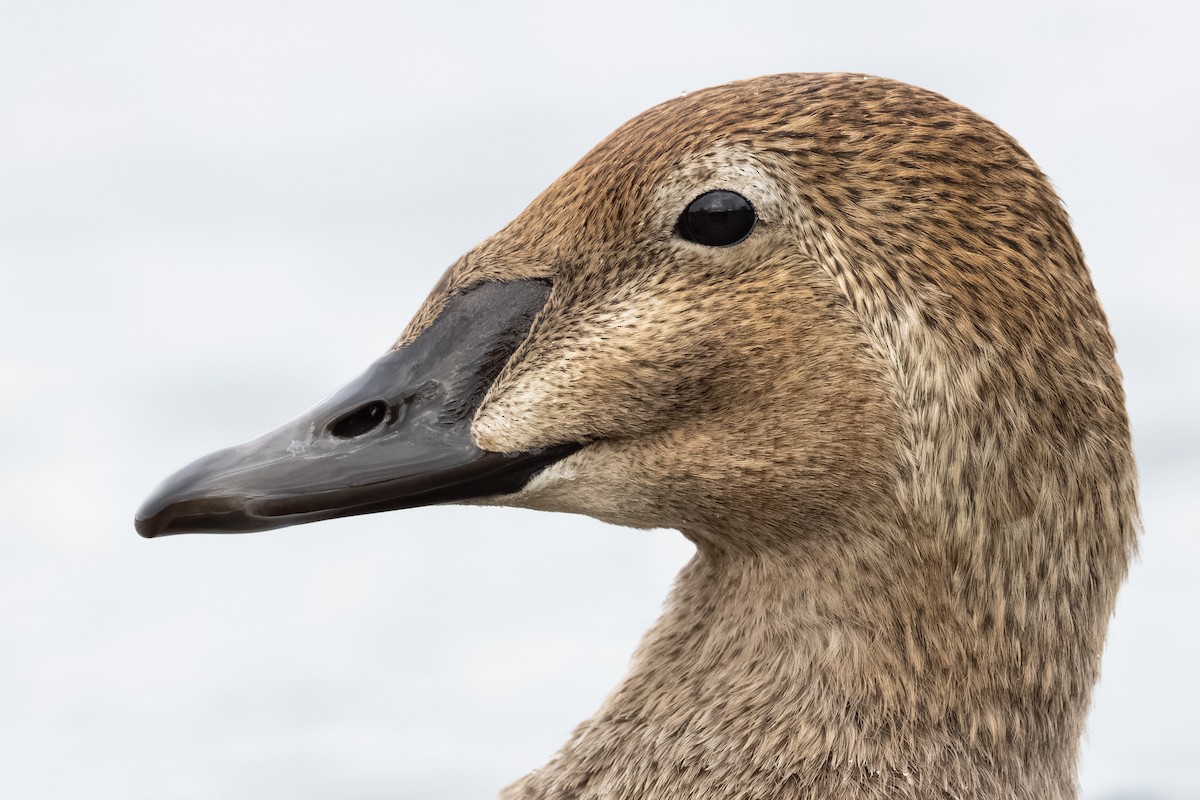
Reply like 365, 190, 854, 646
138, 75, 913, 543
137, 73, 1138, 793
139, 74, 1133, 561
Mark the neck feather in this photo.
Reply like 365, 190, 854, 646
503, 520, 1099, 800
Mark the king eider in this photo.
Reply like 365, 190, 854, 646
138, 73, 1138, 800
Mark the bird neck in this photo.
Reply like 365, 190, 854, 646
503, 526, 1088, 800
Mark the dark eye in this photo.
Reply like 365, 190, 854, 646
676, 190, 756, 247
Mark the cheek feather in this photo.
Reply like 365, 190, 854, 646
472, 296, 684, 453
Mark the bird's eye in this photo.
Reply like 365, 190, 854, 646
676, 190, 756, 247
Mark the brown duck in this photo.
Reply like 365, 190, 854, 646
137, 73, 1138, 800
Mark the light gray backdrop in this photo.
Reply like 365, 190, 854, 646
2, 1, 1196, 798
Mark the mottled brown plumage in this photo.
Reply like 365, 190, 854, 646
400, 73, 1138, 799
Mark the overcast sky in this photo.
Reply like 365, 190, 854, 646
1, 2, 1197, 798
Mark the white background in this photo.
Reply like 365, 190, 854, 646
2, 2, 1196, 798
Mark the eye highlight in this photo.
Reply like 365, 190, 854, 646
676, 190, 756, 247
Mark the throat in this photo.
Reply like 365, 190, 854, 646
502, 539, 1080, 800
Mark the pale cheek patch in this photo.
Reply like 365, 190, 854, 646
484, 446, 663, 530
471, 383, 554, 452
471, 292, 707, 454
515, 458, 577, 497
465, 457, 575, 509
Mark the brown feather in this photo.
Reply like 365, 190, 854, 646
400, 73, 1137, 800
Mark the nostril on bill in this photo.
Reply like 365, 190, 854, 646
330, 400, 391, 439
